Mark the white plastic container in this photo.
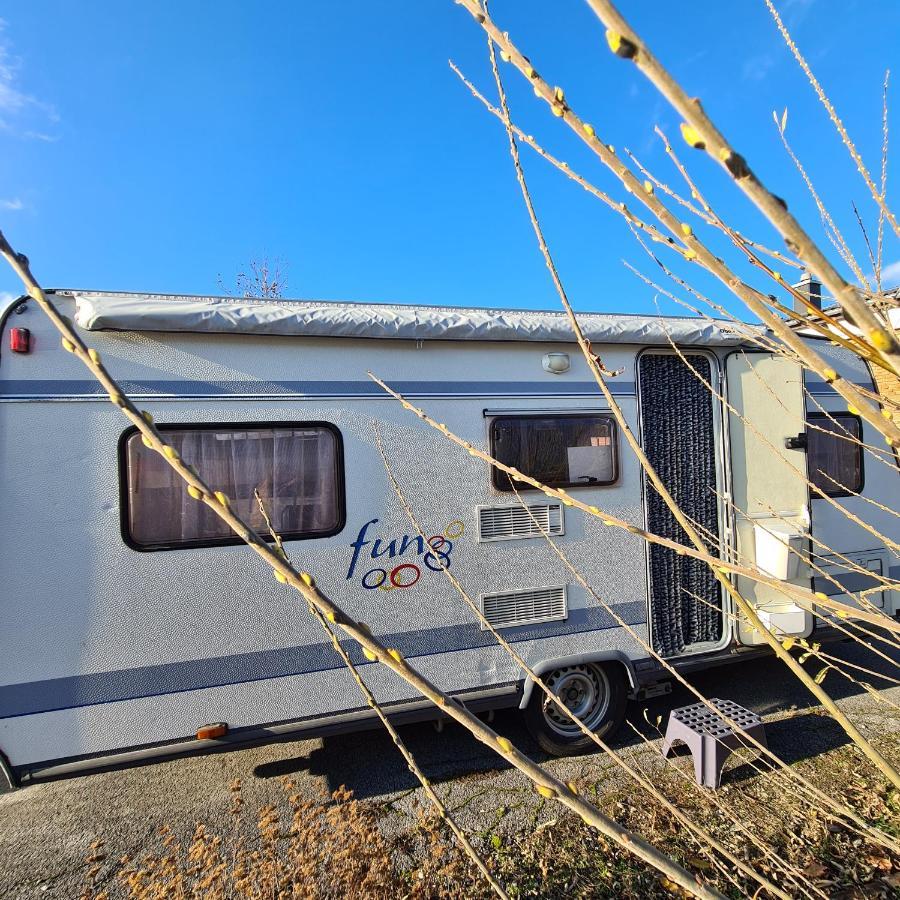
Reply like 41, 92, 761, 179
753, 521, 807, 580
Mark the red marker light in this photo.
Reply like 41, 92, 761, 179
9, 327, 30, 353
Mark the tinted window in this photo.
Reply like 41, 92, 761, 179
807, 413, 863, 497
490, 414, 618, 491
121, 423, 344, 549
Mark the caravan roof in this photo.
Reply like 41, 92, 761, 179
59, 289, 756, 347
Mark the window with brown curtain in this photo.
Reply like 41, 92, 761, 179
806, 412, 863, 498
490, 414, 618, 491
121, 423, 344, 550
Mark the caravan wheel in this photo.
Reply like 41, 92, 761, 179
524, 662, 627, 757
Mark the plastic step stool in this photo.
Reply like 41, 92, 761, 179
661, 698, 767, 788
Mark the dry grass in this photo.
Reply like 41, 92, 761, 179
79, 727, 900, 900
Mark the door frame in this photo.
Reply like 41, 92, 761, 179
636, 347, 732, 658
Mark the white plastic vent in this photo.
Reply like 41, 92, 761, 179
477, 503, 564, 542
479, 585, 568, 630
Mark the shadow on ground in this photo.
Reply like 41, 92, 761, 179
253, 638, 897, 799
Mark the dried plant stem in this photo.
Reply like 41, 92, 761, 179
764, 0, 900, 242
477, 21, 900, 792
449, 62, 693, 265
374, 426, 791, 899
0, 232, 720, 900
654, 125, 876, 362
451, 0, 900, 446
774, 116, 870, 289
511, 484, 898, 853
252, 492, 509, 900
624, 146, 802, 270
582, 0, 900, 377
877, 70, 890, 290
369, 373, 900, 638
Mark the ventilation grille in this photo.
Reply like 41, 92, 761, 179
480, 585, 568, 630
477, 503, 564, 542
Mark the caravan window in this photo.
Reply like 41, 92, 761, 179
807, 412, 863, 498
490, 414, 618, 491
120, 422, 345, 550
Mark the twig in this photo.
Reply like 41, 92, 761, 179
472, 10, 900, 790
252, 490, 510, 900
764, 0, 900, 243
583, 0, 900, 376
0, 228, 723, 900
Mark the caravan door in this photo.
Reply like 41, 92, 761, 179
725, 352, 814, 645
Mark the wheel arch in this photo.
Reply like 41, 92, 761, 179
0, 746, 16, 793
518, 651, 638, 709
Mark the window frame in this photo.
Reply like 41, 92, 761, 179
489, 412, 619, 492
806, 411, 864, 499
118, 420, 346, 552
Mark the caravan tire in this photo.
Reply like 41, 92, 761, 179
523, 662, 627, 757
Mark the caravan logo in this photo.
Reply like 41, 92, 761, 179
346, 518, 465, 591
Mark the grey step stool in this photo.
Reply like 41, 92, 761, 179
661, 698, 767, 788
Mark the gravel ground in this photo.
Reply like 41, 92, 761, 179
1, 639, 898, 899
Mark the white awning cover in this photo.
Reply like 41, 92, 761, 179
69, 291, 756, 346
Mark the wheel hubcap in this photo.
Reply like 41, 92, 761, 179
542, 664, 610, 737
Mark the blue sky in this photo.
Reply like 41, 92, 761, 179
1, 1, 898, 318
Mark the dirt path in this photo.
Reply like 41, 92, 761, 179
1, 640, 898, 899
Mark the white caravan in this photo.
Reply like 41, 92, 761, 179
0, 290, 896, 786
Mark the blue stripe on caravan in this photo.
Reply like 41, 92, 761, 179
0, 602, 645, 719
0, 379, 636, 398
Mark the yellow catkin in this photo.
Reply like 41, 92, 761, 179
554, 86, 564, 102
299, 572, 314, 587
643, 180, 653, 194
388, 648, 403, 664
524, 65, 535, 78
847, 404, 860, 416
684, 249, 697, 260
603, 520, 615, 527
496, 736, 513, 754
823, 368, 837, 383
717, 147, 731, 162
870, 329, 893, 351
61, 338, 76, 352
680, 222, 692, 237
881, 407, 892, 419
582, 123, 595, 137
163, 445, 179, 461
535, 784, 556, 799
363, 648, 377, 662
680, 122, 705, 149
814, 591, 828, 600
782, 637, 795, 650
109, 393, 125, 407
552, 105, 564, 117
499, 50, 510, 62
274, 570, 288, 584
187, 485, 204, 500
141, 435, 153, 448
214, 491, 230, 508
88, 348, 101, 364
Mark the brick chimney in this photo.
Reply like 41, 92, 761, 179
792, 271, 822, 314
